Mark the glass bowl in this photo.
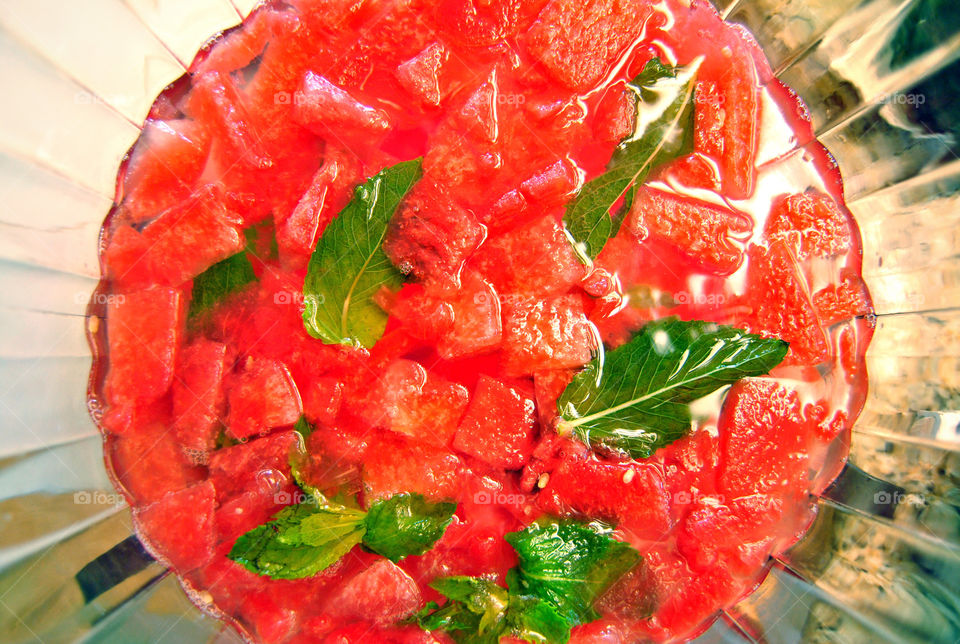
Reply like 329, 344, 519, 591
0, 0, 957, 641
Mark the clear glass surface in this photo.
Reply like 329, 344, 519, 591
0, 0, 957, 641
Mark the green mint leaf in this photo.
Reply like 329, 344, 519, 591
363, 493, 457, 562
505, 594, 572, 644
228, 501, 366, 579
416, 576, 570, 644
189, 250, 256, 318
563, 57, 700, 261
557, 318, 789, 458
505, 520, 640, 626
302, 158, 422, 348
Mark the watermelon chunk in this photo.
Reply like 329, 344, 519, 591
538, 456, 671, 541
208, 430, 301, 502
329, 560, 422, 625
436, 0, 547, 47
301, 377, 343, 428
694, 50, 760, 200
361, 434, 463, 504
813, 276, 872, 326
133, 481, 216, 572
108, 430, 206, 505
172, 339, 229, 456
104, 287, 184, 412
276, 145, 362, 267
387, 284, 456, 342
501, 294, 596, 375
353, 360, 469, 447
626, 186, 752, 275
519, 158, 581, 205
718, 379, 810, 499
654, 152, 722, 193
764, 191, 852, 260
103, 224, 154, 288
120, 118, 210, 224
592, 80, 636, 143
437, 276, 503, 359
526, 0, 654, 91
139, 188, 244, 285
533, 369, 575, 427
294, 72, 391, 137
471, 215, 583, 296
396, 42, 448, 106
453, 376, 537, 469
226, 359, 303, 440
744, 242, 830, 366
240, 590, 298, 644
384, 180, 487, 290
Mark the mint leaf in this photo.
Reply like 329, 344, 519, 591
189, 250, 256, 318
302, 158, 422, 348
563, 57, 700, 261
229, 492, 455, 579
557, 318, 789, 458
416, 576, 571, 644
363, 493, 456, 562
228, 502, 366, 579
505, 520, 640, 626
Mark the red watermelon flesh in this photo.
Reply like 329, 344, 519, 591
226, 359, 303, 440
134, 481, 216, 572
172, 339, 229, 456
452, 375, 537, 469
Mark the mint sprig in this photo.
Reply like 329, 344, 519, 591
228, 492, 455, 579
563, 57, 700, 261
189, 250, 256, 318
415, 519, 641, 643
302, 158, 422, 348
557, 318, 789, 458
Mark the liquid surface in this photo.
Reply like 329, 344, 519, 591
87, 0, 875, 641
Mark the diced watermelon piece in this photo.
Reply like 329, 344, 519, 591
471, 215, 583, 296
645, 557, 739, 640
226, 359, 303, 439
121, 118, 210, 224
675, 494, 781, 574
103, 225, 154, 288
456, 74, 499, 143
133, 481, 216, 572
592, 80, 635, 143
208, 430, 301, 502
240, 590, 298, 644
437, 276, 503, 359
108, 429, 206, 505
650, 429, 720, 524
813, 275, 872, 325
626, 186, 752, 275
396, 42, 448, 106
329, 560, 422, 625
538, 456, 671, 541
533, 369, 575, 427
104, 287, 184, 412
388, 284, 456, 342
361, 434, 464, 504
294, 72, 391, 137
215, 487, 296, 550
172, 339, 229, 456
276, 145, 362, 267
519, 158, 581, 205
437, 0, 547, 47
140, 188, 244, 285
353, 359, 469, 447
744, 242, 830, 366
501, 294, 596, 375
302, 377, 343, 428
384, 180, 487, 290
694, 53, 760, 200
453, 376, 536, 469
526, 0, 654, 91
655, 152, 722, 192
718, 379, 810, 499
764, 191, 853, 260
